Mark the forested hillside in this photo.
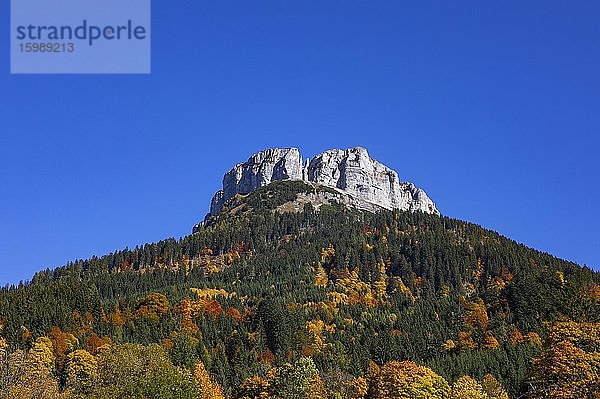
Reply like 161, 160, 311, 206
1, 181, 598, 398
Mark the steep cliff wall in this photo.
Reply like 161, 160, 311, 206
207, 147, 439, 217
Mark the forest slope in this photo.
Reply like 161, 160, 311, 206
1, 181, 598, 398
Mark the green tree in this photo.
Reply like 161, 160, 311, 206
270, 357, 324, 399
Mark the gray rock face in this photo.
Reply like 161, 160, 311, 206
307, 147, 438, 214
207, 147, 439, 216
210, 148, 304, 215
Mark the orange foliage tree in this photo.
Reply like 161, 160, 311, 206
528, 321, 600, 398
137, 292, 170, 319
175, 298, 200, 334
86, 333, 112, 355
48, 326, 78, 372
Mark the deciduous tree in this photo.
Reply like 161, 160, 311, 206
194, 361, 225, 399
450, 375, 486, 399
65, 349, 98, 393
375, 360, 450, 399
528, 321, 600, 398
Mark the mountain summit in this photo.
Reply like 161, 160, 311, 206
206, 147, 438, 219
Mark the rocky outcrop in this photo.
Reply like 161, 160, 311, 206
210, 148, 304, 215
307, 147, 438, 214
206, 146, 439, 217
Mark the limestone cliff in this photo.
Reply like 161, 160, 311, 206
205, 146, 439, 221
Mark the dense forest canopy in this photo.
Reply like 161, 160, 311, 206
1, 181, 598, 398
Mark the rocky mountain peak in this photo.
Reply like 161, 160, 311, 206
206, 146, 439, 220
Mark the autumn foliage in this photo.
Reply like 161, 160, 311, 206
373, 360, 450, 399
528, 321, 600, 399
0, 181, 598, 399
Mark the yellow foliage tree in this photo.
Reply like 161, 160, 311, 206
524, 331, 542, 347
442, 339, 457, 352
336, 268, 377, 307
190, 287, 232, 300
194, 361, 225, 399
314, 264, 329, 287
458, 331, 477, 350
307, 373, 327, 399
86, 333, 112, 355
375, 360, 450, 399
450, 375, 487, 399
481, 374, 509, 399
304, 319, 328, 355
439, 284, 451, 298
65, 349, 98, 392
390, 277, 415, 303
175, 298, 200, 334
0, 337, 6, 359
28, 336, 56, 372
1, 340, 61, 399
110, 308, 126, 327
372, 261, 388, 302
72, 310, 94, 338
508, 327, 524, 345
48, 326, 78, 373
545, 321, 599, 349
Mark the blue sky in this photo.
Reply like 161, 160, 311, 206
1, 1, 599, 285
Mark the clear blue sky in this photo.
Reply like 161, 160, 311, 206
1, 1, 599, 285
